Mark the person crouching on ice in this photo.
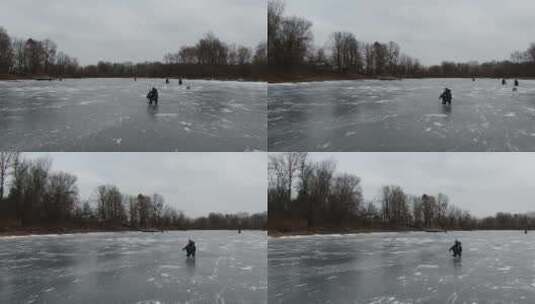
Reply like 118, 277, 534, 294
449, 240, 462, 257
183, 239, 196, 258
439, 88, 453, 105
146, 87, 158, 105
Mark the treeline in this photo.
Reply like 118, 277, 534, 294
0, 27, 79, 77
0, 153, 266, 233
84, 33, 268, 79
424, 44, 535, 78
268, 0, 421, 77
267, 0, 535, 79
479, 212, 535, 230
163, 33, 266, 66
0, 26, 267, 80
268, 153, 535, 233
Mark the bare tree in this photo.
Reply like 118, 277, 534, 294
11, 38, 25, 73
237, 46, 252, 65
436, 193, 449, 228
96, 185, 125, 224
42, 39, 57, 73
510, 50, 529, 63
196, 32, 229, 65
268, 0, 285, 64
528, 43, 535, 63
268, 0, 313, 66
329, 173, 363, 222
179, 46, 198, 64
0, 152, 18, 200
253, 42, 267, 65
386, 41, 400, 75
0, 27, 14, 73
44, 172, 78, 223
330, 32, 361, 72
152, 193, 165, 227
422, 194, 437, 228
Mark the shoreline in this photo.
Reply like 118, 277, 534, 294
0, 227, 265, 238
3, 74, 534, 84
268, 228, 530, 238
0, 74, 267, 83
268, 75, 535, 84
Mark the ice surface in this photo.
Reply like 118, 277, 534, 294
269, 231, 535, 303
0, 78, 267, 151
0, 231, 267, 303
268, 78, 535, 151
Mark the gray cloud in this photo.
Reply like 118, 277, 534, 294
1, 0, 266, 65
283, 0, 535, 65
23, 153, 267, 217
306, 153, 535, 218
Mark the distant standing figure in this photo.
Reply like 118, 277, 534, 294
514, 79, 519, 87
472, 77, 476, 82
147, 87, 159, 105
449, 240, 462, 257
502, 79, 507, 85
166, 78, 170, 84
525, 229, 528, 234
183, 239, 196, 258
439, 88, 453, 105
179, 78, 183, 85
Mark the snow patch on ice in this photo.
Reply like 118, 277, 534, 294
368, 296, 411, 304
447, 292, 458, 304
155, 113, 178, 118
497, 266, 511, 272
79, 100, 104, 105
425, 114, 448, 118
318, 142, 331, 150
159, 265, 181, 270
383, 114, 398, 120
417, 264, 439, 269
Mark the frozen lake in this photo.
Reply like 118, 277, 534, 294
269, 78, 535, 151
269, 231, 535, 304
0, 78, 266, 151
0, 230, 267, 304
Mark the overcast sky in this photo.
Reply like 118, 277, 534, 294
306, 153, 535, 218
0, 0, 266, 65
23, 153, 267, 217
283, 0, 535, 65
